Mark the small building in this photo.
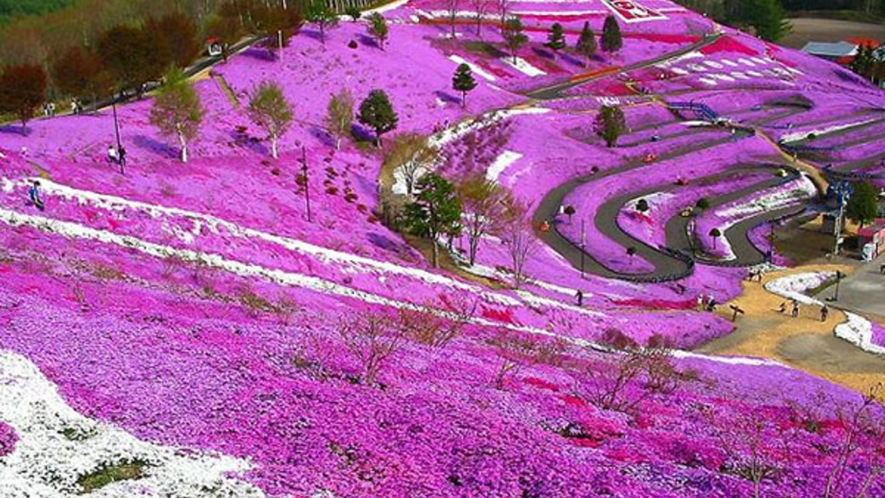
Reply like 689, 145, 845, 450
206, 38, 224, 57
857, 220, 885, 261
801, 41, 858, 63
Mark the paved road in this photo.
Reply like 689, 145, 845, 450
819, 253, 885, 317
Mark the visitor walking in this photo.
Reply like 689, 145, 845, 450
107, 145, 118, 165
791, 300, 799, 318
118, 146, 127, 168
28, 181, 44, 211
778, 302, 787, 314
697, 294, 704, 311
575, 290, 583, 307
820, 305, 828, 322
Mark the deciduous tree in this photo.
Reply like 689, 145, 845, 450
98, 25, 170, 95
495, 193, 536, 288
247, 80, 293, 159
325, 88, 354, 150
458, 173, 504, 265
0, 63, 47, 135
847, 181, 879, 229
50, 46, 107, 103
306, 0, 338, 45
146, 12, 201, 68
149, 68, 204, 163
384, 133, 438, 195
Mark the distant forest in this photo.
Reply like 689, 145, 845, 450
0, 0, 83, 22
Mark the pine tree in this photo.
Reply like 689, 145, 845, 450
575, 21, 597, 66
368, 13, 389, 50
452, 63, 478, 108
595, 105, 626, 148
546, 22, 566, 58
149, 68, 204, 163
247, 80, 294, 160
403, 173, 463, 267
306, 0, 338, 45
358, 89, 398, 147
601, 15, 623, 54
502, 16, 528, 63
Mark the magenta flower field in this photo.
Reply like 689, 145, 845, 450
1, 0, 884, 496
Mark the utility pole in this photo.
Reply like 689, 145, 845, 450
833, 181, 853, 257
112, 93, 124, 175
300, 146, 312, 222
580, 218, 585, 279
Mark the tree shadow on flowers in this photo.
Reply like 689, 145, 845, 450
131, 135, 178, 159
434, 90, 460, 105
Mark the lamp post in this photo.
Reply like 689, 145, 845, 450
112, 93, 124, 175
580, 218, 585, 279
834, 270, 844, 301
300, 145, 311, 222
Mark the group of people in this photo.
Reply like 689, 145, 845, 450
778, 299, 829, 321
697, 294, 717, 312
107, 144, 127, 168
41, 102, 56, 117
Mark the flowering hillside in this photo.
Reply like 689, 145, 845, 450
1, 0, 884, 496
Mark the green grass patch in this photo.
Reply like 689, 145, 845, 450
77, 460, 146, 493
463, 41, 506, 58
60, 426, 95, 441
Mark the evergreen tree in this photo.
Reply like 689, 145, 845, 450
594, 105, 626, 148
452, 63, 478, 108
358, 89, 398, 147
575, 21, 598, 66
546, 22, 566, 57
149, 68, 204, 163
502, 16, 528, 63
403, 173, 463, 268
247, 80, 294, 160
744, 0, 791, 42
601, 15, 623, 54
306, 0, 338, 45
368, 13, 389, 50
847, 181, 879, 229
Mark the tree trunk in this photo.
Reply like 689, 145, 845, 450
461, 91, 466, 108
335, 136, 341, 150
179, 131, 189, 163
431, 240, 439, 267
469, 235, 478, 266
271, 135, 279, 159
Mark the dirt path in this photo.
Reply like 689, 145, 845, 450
696, 264, 885, 394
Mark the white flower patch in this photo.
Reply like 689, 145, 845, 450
717, 176, 817, 219
780, 118, 877, 143
501, 56, 546, 77
834, 312, 885, 355
764, 271, 836, 306
747, 70, 764, 77
449, 55, 496, 82
2, 177, 524, 305
711, 74, 735, 82
687, 63, 708, 72
0, 350, 265, 498
428, 107, 550, 149
738, 58, 756, 67
655, 50, 704, 68
721, 59, 739, 67
730, 72, 750, 80
751, 57, 767, 65
698, 77, 718, 86
670, 67, 689, 75
486, 150, 523, 183
703, 60, 723, 69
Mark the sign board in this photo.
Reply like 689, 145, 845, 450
601, 0, 668, 23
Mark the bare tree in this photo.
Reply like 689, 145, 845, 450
472, 0, 491, 36
398, 294, 477, 348
490, 330, 538, 390
824, 383, 885, 498
447, 0, 460, 38
704, 404, 780, 498
338, 310, 407, 385
384, 133, 438, 195
494, 193, 537, 288
457, 172, 504, 266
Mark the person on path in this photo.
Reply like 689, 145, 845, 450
697, 294, 704, 311
28, 181, 44, 211
820, 305, 828, 322
118, 146, 127, 168
107, 145, 118, 165
575, 290, 583, 307
791, 300, 799, 318
778, 302, 787, 314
